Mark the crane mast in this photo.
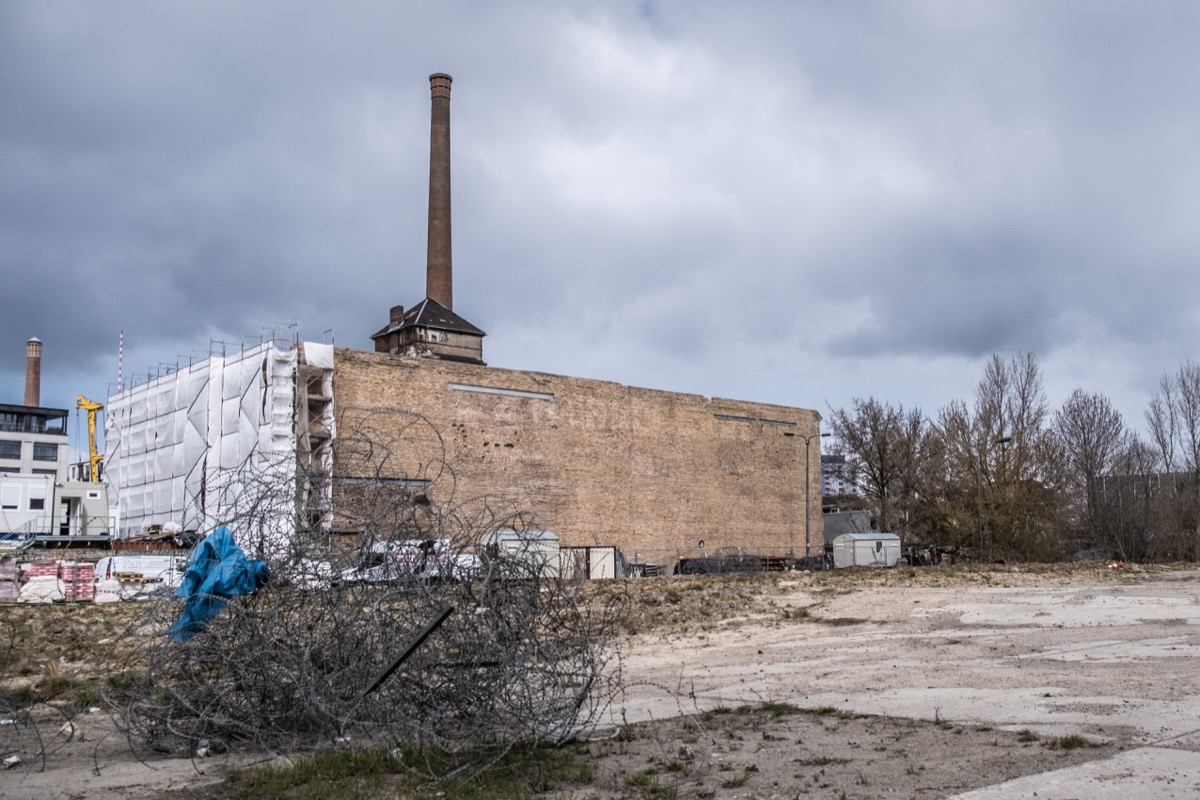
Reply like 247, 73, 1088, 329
75, 396, 103, 483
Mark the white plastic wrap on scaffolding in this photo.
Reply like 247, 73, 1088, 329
296, 342, 336, 531
303, 342, 334, 370
105, 343, 298, 554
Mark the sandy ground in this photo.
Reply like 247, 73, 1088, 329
2, 567, 1199, 799
605, 567, 1200, 798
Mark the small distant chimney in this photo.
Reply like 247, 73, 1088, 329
426, 73, 453, 310
24, 337, 42, 407
389, 305, 405, 326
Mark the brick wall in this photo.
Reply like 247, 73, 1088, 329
332, 348, 823, 566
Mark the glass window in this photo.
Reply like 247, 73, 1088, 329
29, 497, 45, 511
32, 442, 58, 461
0, 440, 20, 460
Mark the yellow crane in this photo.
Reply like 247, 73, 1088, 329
75, 396, 104, 483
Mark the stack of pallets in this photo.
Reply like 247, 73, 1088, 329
59, 561, 96, 603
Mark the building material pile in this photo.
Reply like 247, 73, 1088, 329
0, 557, 17, 601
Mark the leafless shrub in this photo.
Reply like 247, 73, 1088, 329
106, 426, 627, 768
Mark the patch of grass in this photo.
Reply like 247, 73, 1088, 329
727, 701, 798, 719
625, 769, 656, 787
624, 767, 678, 799
700, 705, 733, 722
720, 769, 753, 789
70, 681, 101, 709
795, 756, 851, 767
227, 747, 396, 799
2, 683, 35, 708
1016, 729, 1040, 743
759, 701, 801, 718
104, 670, 143, 690
224, 742, 594, 800
1045, 734, 1097, 751
41, 663, 72, 697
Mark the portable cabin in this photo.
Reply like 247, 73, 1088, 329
831, 533, 901, 568
479, 529, 561, 579
562, 545, 621, 580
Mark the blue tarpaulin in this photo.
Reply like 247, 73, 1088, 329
168, 526, 270, 642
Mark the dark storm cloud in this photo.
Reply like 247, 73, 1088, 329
3, 0, 1200, 441
825, 232, 1062, 359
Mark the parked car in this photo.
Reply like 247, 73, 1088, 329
337, 539, 478, 585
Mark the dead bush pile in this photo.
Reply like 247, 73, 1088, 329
106, 426, 626, 763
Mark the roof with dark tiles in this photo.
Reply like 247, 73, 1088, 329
371, 297, 486, 340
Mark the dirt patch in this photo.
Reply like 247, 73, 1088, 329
3, 562, 1198, 799
561, 704, 1117, 799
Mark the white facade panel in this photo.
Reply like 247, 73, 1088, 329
106, 343, 300, 544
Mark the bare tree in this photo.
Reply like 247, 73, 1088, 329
1103, 436, 1173, 561
1053, 389, 1128, 549
826, 398, 927, 536
1145, 361, 1200, 560
934, 354, 1065, 561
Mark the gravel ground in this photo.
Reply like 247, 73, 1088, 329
3, 563, 1199, 799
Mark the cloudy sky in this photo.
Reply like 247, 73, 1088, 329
3, 1, 1198, 456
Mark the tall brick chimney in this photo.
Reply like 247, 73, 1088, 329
426, 73, 453, 310
371, 72, 484, 364
24, 337, 42, 407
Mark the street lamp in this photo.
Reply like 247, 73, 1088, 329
993, 436, 1011, 561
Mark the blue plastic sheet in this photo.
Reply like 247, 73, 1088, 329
168, 526, 270, 642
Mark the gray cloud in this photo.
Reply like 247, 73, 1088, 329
3, 0, 1199, 447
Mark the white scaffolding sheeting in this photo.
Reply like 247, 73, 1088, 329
105, 343, 299, 545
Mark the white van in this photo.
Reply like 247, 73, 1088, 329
95, 553, 185, 587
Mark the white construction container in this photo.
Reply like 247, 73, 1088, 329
561, 545, 620, 580
831, 533, 901, 568
480, 529, 561, 579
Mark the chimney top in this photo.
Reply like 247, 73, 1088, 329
24, 337, 42, 407
426, 71, 454, 310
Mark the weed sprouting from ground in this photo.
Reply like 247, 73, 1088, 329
1045, 734, 1097, 750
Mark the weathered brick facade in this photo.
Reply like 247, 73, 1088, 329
333, 348, 823, 566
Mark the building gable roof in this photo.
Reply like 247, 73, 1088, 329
371, 298, 486, 340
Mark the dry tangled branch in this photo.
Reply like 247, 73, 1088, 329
106, 425, 627, 765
